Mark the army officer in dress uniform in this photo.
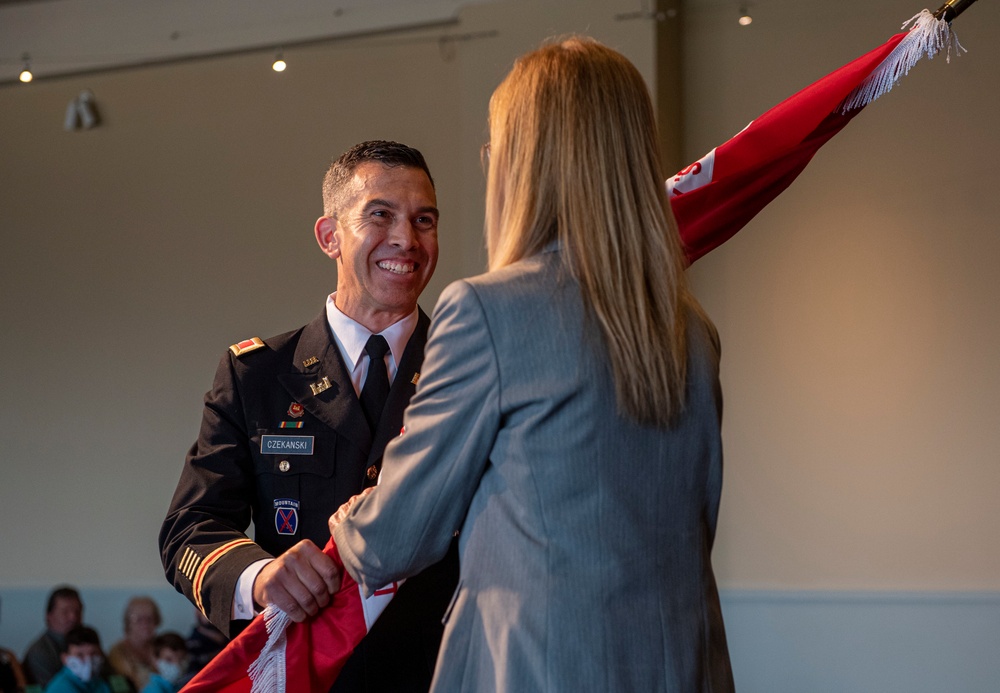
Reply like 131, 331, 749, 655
160, 140, 458, 693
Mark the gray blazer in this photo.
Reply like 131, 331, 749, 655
335, 247, 734, 692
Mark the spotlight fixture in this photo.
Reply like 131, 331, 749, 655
738, 5, 753, 26
272, 51, 287, 72
19, 53, 33, 83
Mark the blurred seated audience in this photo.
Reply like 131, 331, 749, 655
107, 598, 160, 692
138, 634, 186, 693
22, 587, 83, 688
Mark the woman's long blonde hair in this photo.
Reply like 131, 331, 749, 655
485, 37, 692, 426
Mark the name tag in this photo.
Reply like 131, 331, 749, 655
261, 435, 314, 455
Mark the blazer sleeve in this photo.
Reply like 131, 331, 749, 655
159, 350, 274, 637
334, 279, 499, 595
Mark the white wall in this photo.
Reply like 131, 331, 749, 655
685, 4, 1000, 686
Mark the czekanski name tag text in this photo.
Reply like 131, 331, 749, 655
261, 435, 314, 455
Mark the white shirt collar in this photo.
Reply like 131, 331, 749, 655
324, 293, 417, 374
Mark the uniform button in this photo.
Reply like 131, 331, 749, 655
366, 465, 378, 481
279, 460, 290, 472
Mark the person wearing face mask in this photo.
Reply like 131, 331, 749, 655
44, 626, 110, 693
138, 634, 186, 693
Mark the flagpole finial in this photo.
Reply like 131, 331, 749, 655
933, 0, 978, 23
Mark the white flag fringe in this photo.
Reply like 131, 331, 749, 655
247, 605, 291, 693
839, 9, 966, 112
242, 582, 398, 693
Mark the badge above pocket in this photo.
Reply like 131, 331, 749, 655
252, 430, 336, 478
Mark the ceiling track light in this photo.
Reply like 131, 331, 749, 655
272, 50, 287, 72
738, 4, 753, 26
19, 52, 33, 83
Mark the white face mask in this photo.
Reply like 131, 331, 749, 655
156, 659, 184, 685
65, 655, 102, 682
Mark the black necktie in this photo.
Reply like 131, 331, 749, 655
359, 334, 390, 433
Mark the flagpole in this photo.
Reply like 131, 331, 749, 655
933, 0, 979, 22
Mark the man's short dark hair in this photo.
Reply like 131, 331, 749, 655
65, 625, 101, 649
152, 632, 187, 656
322, 140, 434, 217
46, 586, 81, 614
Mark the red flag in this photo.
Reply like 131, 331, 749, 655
673, 10, 961, 263
180, 538, 369, 693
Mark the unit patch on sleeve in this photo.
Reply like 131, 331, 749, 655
274, 498, 300, 535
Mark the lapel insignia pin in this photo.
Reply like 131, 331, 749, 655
302, 356, 319, 368
411, 372, 420, 385
287, 402, 304, 418
310, 376, 332, 396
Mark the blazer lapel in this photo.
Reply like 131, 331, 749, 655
277, 311, 372, 455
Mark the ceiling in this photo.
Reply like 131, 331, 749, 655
1, 0, 492, 83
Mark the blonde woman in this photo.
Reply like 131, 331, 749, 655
333, 37, 734, 692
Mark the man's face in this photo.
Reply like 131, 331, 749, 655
47, 597, 82, 635
317, 162, 439, 332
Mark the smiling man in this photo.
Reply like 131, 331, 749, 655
315, 156, 439, 333
160, 141, 458, 693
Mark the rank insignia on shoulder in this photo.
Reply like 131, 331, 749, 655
229, 337, 265, 357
